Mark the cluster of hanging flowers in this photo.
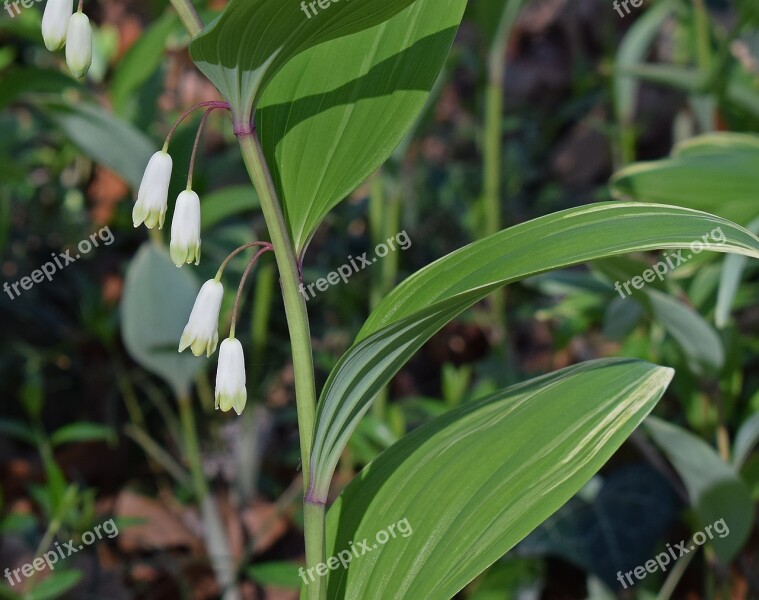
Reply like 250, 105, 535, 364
133, 102, 269, 416
42, 0, 92, 78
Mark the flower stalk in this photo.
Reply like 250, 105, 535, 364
186, 107, 214, 191
229, 247, 271, 339
216, 241, 273, 280
163, 101, 230, 153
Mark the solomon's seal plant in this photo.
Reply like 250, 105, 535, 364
118, 0, 759, 598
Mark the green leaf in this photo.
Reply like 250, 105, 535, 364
0, 6, 42, 43
0, 418, 36, 445
645, 416, 753, 563
716, 216, 759, 328
733, 413, 759, 470
33, 99, 157, 190
25, 570, 82, 600
674, 132, 759, 157
247, 562, 303, 590
257, 0, 466, 250
0, 67, 85, 111
588, 250, 728, 369
619, 64, 706, 93
323, 359, 673, 599
121, 243, 205, 396
49, 422, 116, 447
614, 0, 676, 125
200, 185, 260, 231
611, 138, 759, 226
189, 0, 419, 125
0, 512, 37, 535
618, 64, 759, 120
110, 13, 178, 115
646, 289, 724, 375
308, 202, 759, 500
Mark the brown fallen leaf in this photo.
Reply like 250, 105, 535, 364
114, 490, 203, 554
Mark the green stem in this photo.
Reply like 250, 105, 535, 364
482, 0, 523, 345
236, 131, 317, 484
168, 0, 203, 38
656, 546, 695, 600
177, 390, 209, 499
304, 501, 327, 600
484, 40, 504, 242
369, 172, 399, 419
481, 1, 525, 378
177, 390, 239, 600
692, 0, 712, 74
237, 130, 324, 600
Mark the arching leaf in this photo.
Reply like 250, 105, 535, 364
307, 203, 759, 501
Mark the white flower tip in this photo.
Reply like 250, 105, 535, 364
170, 240, 201, 268
43, 36, 66, 52
65, 12, 92, 78
233, 395, 247, 416
190, 337, 207, 357
178, 330, 192, 353
132, 204, 166, 229
215, 390, 247, 416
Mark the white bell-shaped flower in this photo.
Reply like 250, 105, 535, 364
65, 12, 92, 78
215, 337, 247, 415
133, 151, 173, 229
170, 190, 201, 267
42, 0, 72, 51
179, 279, 224, 357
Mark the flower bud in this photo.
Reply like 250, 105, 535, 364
65, 12, 92, 78
215, 338, 247, 415
41, 0, 73, 51
170, 190, 201, 267
179, 279, 224, 357
133, 151, 173, 229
